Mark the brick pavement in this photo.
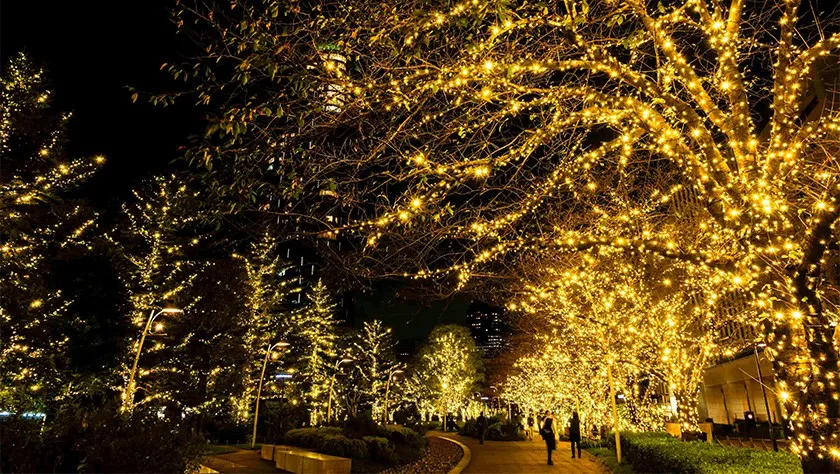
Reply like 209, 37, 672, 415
438, 433, 606, 474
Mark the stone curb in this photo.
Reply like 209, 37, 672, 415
436, 435, 471, 474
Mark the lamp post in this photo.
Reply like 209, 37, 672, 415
753, 342, 778, 452
123, 305, 182, 412
382, 368, 404, 423
252, 341, 290, 448
326, 358, 354, 423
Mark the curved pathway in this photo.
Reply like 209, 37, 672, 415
436, 433, 606, 474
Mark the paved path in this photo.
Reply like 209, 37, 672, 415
437, 433, 606, 474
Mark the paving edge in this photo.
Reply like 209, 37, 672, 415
435, 435, 471, 474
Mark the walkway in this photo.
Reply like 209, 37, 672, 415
437, 433, 606, 474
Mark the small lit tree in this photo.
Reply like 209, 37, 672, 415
417, 325, 483, 430
231, 232, 300, 422
350, 320, 399, 420
292, 279, 338, 422
0, 53, 102, 411
109, 176, 203, 410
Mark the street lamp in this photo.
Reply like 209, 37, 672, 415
382, 368, 405, 423
326, 358, 354, 423
753, 342, 778, 452
123, 305, 183, 412
252, 341, 290, 448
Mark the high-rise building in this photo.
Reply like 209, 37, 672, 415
465, 301, 507, 356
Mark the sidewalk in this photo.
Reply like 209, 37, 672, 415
437, 433, 606, 474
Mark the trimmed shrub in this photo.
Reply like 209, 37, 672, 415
344, 415, 379, 439
321, 435, 348, 457
345, 438, 369, 459
284, 425, 424, 466
285, 429, 369, 460
610, 432, 802, 474
364, 436, 398, 464
458, 420, 477, 436
405, 423, 428, 437
424, 421, 441, 431
379, 424, 425, 450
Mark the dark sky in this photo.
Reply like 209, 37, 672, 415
1, 1, 200, 203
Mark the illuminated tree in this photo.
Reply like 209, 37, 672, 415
174, 0, 840, 468
416, 325, 483, 428
292, 279, 338, 421
109, 176, 203, 410
230, 232, 300, 421
348, 319, 399, 419
0, 53, 102, 411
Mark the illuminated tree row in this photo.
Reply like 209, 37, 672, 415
169, 0, 840, 467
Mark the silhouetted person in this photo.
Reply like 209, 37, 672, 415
476, 411, 487, 445
541, 410, 556, 465
569, 411, 582, 458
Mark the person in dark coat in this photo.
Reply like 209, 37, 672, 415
540, 410, 556, 465
569, 411, 582, 458
476, 411, 487, 445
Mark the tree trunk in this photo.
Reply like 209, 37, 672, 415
673, 388, 701, 438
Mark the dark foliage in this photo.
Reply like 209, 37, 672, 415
1, 402, 206, 473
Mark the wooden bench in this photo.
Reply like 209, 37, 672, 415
261, 444, 351, 474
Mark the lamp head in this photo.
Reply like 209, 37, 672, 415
160, 305, 183, 314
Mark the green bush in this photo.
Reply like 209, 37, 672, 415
424, 421, 441, 431
364, 436, 398, 464
321, 435, 348, 457
345, 438, 369, 459
284, 425, 423, 466
1, 403, 206, 473
610, 432, 802, 474
378, 424, 426, 451
459, 420, 477, 436
344, 415, 379, 439
485, 421, 525, 441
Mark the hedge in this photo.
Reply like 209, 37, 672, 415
610, 432, 802, 474
283, 426, 425, 466
284, 428, 366, 458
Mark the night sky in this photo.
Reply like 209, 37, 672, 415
1, 1, 199, 204
1, 1, 469, 342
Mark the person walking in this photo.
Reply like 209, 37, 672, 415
527, 412, 535, 440
540, 410, 556, 465
569, 411, 582, 458
476, 411, 488, 445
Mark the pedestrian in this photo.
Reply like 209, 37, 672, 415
527, 412, 535, 440
477, 411, 488, 445
540, 410, 556, 465
591, 423, 598, 440
569, 411, 582, 459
